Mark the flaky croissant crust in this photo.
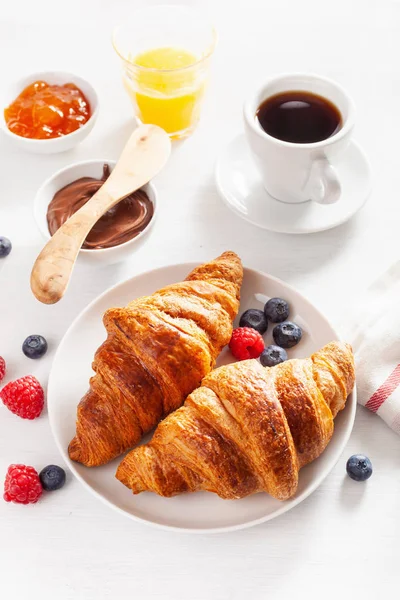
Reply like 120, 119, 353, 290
116, 341, 355, 501
68, 251, 243, 467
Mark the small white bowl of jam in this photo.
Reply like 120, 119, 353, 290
34, 159, 157, 264
1, 70, 99, 154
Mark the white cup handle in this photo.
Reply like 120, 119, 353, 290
304, 157, 341, 204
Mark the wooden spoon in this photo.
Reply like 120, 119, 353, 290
31, 124, 171, 305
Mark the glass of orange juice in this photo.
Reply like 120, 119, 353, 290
112, 5, 216, 139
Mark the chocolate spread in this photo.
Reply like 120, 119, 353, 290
46, 164, 154, 249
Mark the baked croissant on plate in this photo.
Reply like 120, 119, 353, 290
116, 341, 355, 501
68, 251, 243, 467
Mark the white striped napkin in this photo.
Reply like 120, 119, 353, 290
344, 261, 400, 434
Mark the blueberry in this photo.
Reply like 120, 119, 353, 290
264, 297, 290, 323
346, 455, 373, 482
273, 321, 302, 349
39, 465, 66, 491
239, 309, 268, 334
260, 345, 288, 367
22, 335, 48, 359
0, 237, 12, 258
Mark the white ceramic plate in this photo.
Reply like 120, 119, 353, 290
48, 263, 356, 533
215, 134, 372, 234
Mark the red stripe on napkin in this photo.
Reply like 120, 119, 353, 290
365, 364, 400, 413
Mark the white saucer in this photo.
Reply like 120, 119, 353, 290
215, 134, 372, 234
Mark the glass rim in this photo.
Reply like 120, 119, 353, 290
111, 8, 217, 74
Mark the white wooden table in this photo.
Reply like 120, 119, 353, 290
1, 1, 399, 598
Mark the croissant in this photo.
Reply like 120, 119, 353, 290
68, 251, 243, 467
116, 341, 355, 501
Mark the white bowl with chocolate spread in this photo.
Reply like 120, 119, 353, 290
34, 159, 157, 264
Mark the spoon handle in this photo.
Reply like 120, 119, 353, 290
30, 186, 113, 305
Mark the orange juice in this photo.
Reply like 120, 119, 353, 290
124, 47, 207, 137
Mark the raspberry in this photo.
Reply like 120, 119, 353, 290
229, 327, 265, 360
0, 357, 5, 382
4, 464, 43, 504
0, 375, 44, 419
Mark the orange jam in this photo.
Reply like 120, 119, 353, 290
4, 81, 91, 139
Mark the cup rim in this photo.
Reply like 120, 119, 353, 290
1, 70, 99, 146
112, 5, 217, 73
34, 158, 157, 256
243, 72, 356, 150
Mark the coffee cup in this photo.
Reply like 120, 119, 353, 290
243, 73, 356, 205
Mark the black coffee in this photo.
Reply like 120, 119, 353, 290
256, 91, 342, 144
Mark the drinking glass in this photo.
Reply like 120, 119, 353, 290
112, 5, 216, 139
